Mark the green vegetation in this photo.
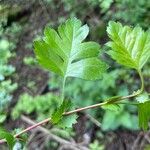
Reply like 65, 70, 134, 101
34, 18, 107, 81
62, 0, 150, 28
107, 21, 150, 70
0, 22, 22, 122
0, 1, 150, 149
12, 93, 60, 121
33, 18, 149, 130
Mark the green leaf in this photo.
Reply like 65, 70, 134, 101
106, 96, 122, 103
0, 127, 15, 150
101, 96, 122, 111
57, 114, 78, 129
34, 18, 107, 80
136, 92, 149, 103
102, 109, 138, 131
51, 100, 78, 128
51, 100, 71, 124
106, 21, 150, 70
102, 110, 119, 131
102, 104, 120, 112
138, 100, 150, 130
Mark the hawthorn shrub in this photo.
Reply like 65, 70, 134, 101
0, 18, 150, 149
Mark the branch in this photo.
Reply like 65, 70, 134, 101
21, 115, 88, 150
0, 95, 138, 144
21, 115, 69, 145
0, 70, 144, 144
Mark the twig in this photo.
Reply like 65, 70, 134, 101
0, 71, 144, 144
25, 133, 36, 147
0, 95, 140, 144
132, 132, 143, 150
21, 115, 88, 150
144, 133, 150, 144
20, 115, 71, 145
86, 114, 101, 127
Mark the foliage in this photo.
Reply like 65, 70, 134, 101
0, 127, 15, 150
0, 39, 14, 79
102, 105, 138, 131
61, 0, 90, 17
0, 21, 22, 114
106, 21, 150, 130
0, 80, 17, 111
110, 0, 150, 29
138, 100, 150, 130
1, 16, 150, 149
12, 93, 75, 139
51, 100, 71, 124
38, 19, 149, 131
49, 69, 139, 130
99, 0, 113, 13
62, 0, 150, 31
12, 93, 60, 121
23, 56, 37, 66
0, 23, 19, 114
34, 18, 107, 80
136, 92, 149, 103
89, 140, 104, 150
0, 0, 150, 148
106, 21, 150, 70
51, 100, 78, 128
62, 0, 113, 16
0, 38, 16, 111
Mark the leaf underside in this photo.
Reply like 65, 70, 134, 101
34, 18, 107, 80
107, 21, 150, 70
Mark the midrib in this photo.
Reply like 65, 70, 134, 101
64, 25, 75, 78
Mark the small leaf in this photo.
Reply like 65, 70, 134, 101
106, 21, 150, 70
106, 96, 122, 103
57, 114, 78, 129
101, 96, 122, 111
51, 100, 78, 128
136, 92, 149, 103
0, 127, 15, 150
34, 18, 107, 80
51, 100, 71, 124
102, 104, 120, 112
138, 100, 150, 130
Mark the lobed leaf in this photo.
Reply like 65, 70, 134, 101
34, 18, 107, 80
57, 114, 78, 129
106, 21, 150, 70
51, 100, 78, 128
51, 100, 71, 124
